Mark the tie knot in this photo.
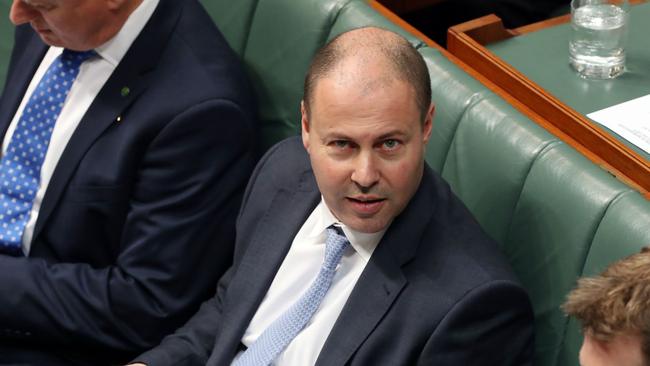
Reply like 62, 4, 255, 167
61, 49, 96, 64
323, 226, 349, 269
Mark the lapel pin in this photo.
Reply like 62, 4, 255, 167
120, 86, 130, 97
116, 116, 122, 123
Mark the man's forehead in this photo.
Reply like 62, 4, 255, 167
313, 74, 414, 107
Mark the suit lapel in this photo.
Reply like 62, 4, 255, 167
0, 29, 47, 141
210, 169, 321, 363
315, 243, 407, 366
32, 0, 183, 240
316, 170, 436, 365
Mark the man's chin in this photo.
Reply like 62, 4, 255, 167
343, 216, 390, 234
35, 32, 62, 47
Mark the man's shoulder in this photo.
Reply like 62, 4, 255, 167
120, 0, 256, 126
168, 0, 243, 81
411, 167, 520, 286
136, 0, 252, 101
264, 136, 308, 162
252, 136, 311, 186
237, 136, 313, 213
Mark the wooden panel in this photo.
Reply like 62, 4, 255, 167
446, 13, 650, 198
448, 14, 518, 44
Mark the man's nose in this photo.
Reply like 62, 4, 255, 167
9, 0, 38, 26
350, 152, 380, 190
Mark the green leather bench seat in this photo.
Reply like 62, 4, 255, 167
0, 4, 14, 92
200, 0, 258, 55
557, 191, 650, 364
1, 1, 649, 365
420, 44, 650, 366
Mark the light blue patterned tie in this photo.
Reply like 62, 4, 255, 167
234, 226, 350, 366
0, 49, 95, 256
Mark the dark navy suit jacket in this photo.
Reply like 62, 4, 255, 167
0, 0, 257, 364
137, 137, 534, 366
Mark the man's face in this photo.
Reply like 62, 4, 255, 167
301, 64, 433, 233
580, 333, 645, 366
9, 0, 118, 50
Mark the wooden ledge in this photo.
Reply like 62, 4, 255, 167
447, 13, 650, 198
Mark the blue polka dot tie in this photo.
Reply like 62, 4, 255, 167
0, 49, 95, 256
233, 226, 350, 366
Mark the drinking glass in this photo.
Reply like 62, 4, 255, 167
569, 0, 630, 79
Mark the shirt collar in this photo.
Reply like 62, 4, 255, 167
94, 0, 160, 66
309, 198, 386, 262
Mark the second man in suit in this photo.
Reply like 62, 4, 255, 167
0, 0, 257, 364
134, 26, 534, 365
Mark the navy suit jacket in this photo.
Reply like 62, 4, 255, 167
0, 0, 257, 364
137, 137, 534, 366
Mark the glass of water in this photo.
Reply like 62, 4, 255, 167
569, 0, 629, 79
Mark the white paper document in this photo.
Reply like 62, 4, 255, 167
587, 94, 650, 154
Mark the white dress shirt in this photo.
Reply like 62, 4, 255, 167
1, 0, 159, 254
235, 199, 386, 366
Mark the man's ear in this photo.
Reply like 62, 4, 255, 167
422, 102, 434, 145
301, 100, 311, 152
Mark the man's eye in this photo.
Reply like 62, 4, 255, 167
382, 139, 400, 150
333, 140, 350, 149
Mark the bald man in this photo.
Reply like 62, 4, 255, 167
133, 27, 534, 366
0, 0, 256, 364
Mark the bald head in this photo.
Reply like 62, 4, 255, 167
303, 27, 432, 121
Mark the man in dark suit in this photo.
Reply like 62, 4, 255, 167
0, 0, 256, 365
133, 27, 533, 366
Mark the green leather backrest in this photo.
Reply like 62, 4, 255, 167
326, 0, 424, 46
419, 48, 492, 173
426, 51, 645, 366
0, 2, 15, 94
198, 0, 258, 55
506, 145, 632, 366
434, 78, 557, 243
587, 193, 650, 276
556, 192, 650, 365
241, 0, 355, 151
421, 37, 650, 365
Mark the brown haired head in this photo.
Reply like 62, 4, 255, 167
302, 26, 432, 122
563, 247, 650, 365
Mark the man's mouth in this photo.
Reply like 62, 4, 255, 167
31, 22, 51, 34
348, 196, 384, 203
346, 196, 386, 215
34, 27, 51, 35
